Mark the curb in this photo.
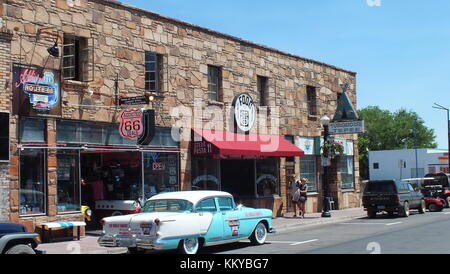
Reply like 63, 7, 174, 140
83, 247, 128, 254
273, 213, 367, 233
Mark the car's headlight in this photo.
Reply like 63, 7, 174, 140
86, 209, 92, 216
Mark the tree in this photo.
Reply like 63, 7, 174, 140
358, 106, 437, 180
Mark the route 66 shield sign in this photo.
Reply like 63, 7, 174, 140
119, 109, 143, 139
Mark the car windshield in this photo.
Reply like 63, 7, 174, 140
365, 181, 396, 193
142, 199, 194, 213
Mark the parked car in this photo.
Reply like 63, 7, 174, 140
362, 180, 426, 218
424, 173, 450, 207
98, 191, 275, 254
422, 185, 446, 212
0, 223, 42, 254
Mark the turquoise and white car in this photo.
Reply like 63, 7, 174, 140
98, 191, 275, 254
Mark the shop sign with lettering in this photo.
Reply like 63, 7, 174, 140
193, 141, 214, 156
118, 109, 143, 139
232, 93, 256, 133
12, 63, 61, 117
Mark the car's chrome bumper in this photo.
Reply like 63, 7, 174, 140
98, 234, 164, 250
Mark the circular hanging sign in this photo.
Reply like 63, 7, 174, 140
232, 93, 256, 133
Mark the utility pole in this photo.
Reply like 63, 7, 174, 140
433, 103, 450, 174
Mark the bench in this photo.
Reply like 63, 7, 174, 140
41, 221, 86, 242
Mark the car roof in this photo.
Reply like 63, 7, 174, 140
148, 191, 233, 205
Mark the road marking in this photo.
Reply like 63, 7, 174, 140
443, 212, 450, 215
268, 241, 299, 244
268, 239, 319, 246
290, 239, 319, 246
385, 222, 402, 226
341, 223, 385, 225
341, 222, 402, 226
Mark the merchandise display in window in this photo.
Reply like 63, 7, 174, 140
19, 149, 46, 215
256, 158, 279, 198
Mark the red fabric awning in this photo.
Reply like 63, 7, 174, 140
192, 129, 304, 157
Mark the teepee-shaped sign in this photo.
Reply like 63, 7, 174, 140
329, 84, 365, 135
333, 84, 359, 121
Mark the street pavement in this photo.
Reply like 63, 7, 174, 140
37, 207, 366, 254
38, 206, 450, 254
212, 208, 450, 254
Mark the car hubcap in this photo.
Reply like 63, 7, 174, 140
256, 223, 267, 243
430, 204, 437, 211
404, 203, 409, 216
184, 238, 198, 254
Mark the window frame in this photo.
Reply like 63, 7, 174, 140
207, 65, 222, 101
300, 155, 318, 192
338, 156, 355, 190
145, 51, 161, 92
217, 196, 235, 212
195, 197, 218, 213
62, 35, 92, 82
257, 75, 268, 106
0, 113, 9, 161
19, 148, 47, 216
306, 85, 318, 116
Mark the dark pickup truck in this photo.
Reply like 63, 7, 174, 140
0, 223, 42, 254
363, 180, 426, 218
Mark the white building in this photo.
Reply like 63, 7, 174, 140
369, 149, 449, 181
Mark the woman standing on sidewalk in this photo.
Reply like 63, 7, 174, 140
290, 176, 308, 218
297, 178, 308, 219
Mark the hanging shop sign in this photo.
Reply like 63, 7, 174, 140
232, 93, 256, 133
12, 63, 61, 117
118, 108, 143, 139
329, 120, 365, 135
118, 95, 149, 106
331, 83, 365, 134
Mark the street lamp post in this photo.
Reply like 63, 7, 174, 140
433, 103, 450, 174
320, 115, 332, 218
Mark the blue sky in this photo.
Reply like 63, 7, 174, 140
121, 0, 450, 149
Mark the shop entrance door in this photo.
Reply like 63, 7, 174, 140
220, 160, 255, 200
80, 152, 142, 227
285, 160, 295, 213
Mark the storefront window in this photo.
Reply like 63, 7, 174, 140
300, 156, 318, 192
57, 150, 80, 213
20, 149, 46, 215
255, 158, 279, 198
338, 156, 355, 189
143, 152, 179, 199
0, 113, 9, 161
191, 157, 220, 191
20, 118, 45, 143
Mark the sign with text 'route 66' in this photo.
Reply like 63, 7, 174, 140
119, 108, 143, 139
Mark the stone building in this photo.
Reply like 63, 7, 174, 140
0, 0, 361, 233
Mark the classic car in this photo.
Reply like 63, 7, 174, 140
98, 191, 275, 254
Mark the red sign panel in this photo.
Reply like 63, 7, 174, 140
119, 109, 143, 139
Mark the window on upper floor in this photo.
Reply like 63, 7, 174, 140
207, 65, 222, 101
257, 76, 268, 106
62, 35, 93, 82
306, 85, 317, 116
145, 52, 163, 92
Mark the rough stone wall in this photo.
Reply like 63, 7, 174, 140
0, 163, 10, 222
1, 0, 360, 217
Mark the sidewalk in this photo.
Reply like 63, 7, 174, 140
273, 207, 366, 233
37, 207, 366, 254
